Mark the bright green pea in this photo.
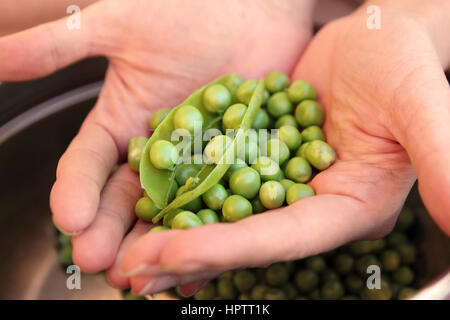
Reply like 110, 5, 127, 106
163, 208, 183, 227
127, 136, 148, 172
286, 183, 315, 205
267, 92, 293, 118
197, 209, 220, 224
222, 195, 253, 222
251, 156, 282, 182
149, 226, 170, 233
149, 108, 170, 130
202, 184, 229, 210
173, 105, 204, 135
287, 80, 317, 103
224, 73, 244, 104
252, 108, 271, 129
259, 181, 286, 209
229, 167, 261, 199
284, 157, 312, 183
175, 164, 200, 186
171, 211, 203, 229
280, 179, 295, 192
265, 71, 290, 93
305, 140, 336, 170
223, 158, 248, 181
203, 84, 231, 114
135, 196, 161, 221
204, 135, 233, 164
278, 125, 302, 151
223, 103, 247, 130
261, 138, 290, 166
301, 125, 325, 142
149, 140, 178, 171
275, 114, 298, 129
295, 100, 324, 127
236, 80, 257, 105
296, 142, 311, 159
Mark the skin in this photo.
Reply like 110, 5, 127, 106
1, 0, 449, 297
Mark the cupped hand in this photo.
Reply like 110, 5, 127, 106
117, 4, 450, 296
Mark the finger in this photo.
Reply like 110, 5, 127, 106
106, 220, 153, 289
178, 279, 210, 297
71, 164, 141, 273
391, 62, 450, 236
50, 120, 119, 234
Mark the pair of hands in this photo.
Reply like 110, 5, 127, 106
1, 0, 448, 296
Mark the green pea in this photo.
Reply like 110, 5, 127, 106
381, 250, 401, 271
387, 231, 408, 247
262, 89, 270, 106
284, 157, 312, 183
127, 136, 148, 172
252, 108, 271, 129
196, 209, 220, 225
233, 270, 256, 293
395, 207, 415, 231
217, 278, 237, 300
282, 283, 299, 300
355, 254, 380, 275
171, 211, 203, 229
265, 288, 287, 300
361, 279, 392, 300
322, 269, 340, 283
251, 196, 266, 214
280, 179, 295, 192
175, 164, 200, 186
265, 71, 290, 93
135, 197, 161, 221
397, 287, 416, 300
149, 108, 170, 130
267, 92, 293, 118
223, 158, 248, 181
348, 240, 374, 256
305, 256, 327, 273
396, 243, 416, 264
223, 103, 247, 130
203, 84, 231, 114
265, 263, 289, 287
295, 100, 324, 127
176, 185, 204, 212
149, 140, 178, 171
149, 226, 169, 233
123, 291, 146, 300
163, 208, 183, 227
58, 234, 72, 247
334, 253, 354, 274
286, 183, 315, 205
295, 270, 319, 293
278, 125, 302, 151
344, 274, 363, 294
259, 181, 285, 209
251, 156, 281, 182
222, 195, 253, 222
229, 167, 261, 199
321, 280, 345, 300
202, 184, 229, 210
224, 73, 244, 103
194, 283, 217, 300
296, 142, 311, 159
59, 245, 73, 266
393, 266, 414, 285
237, 136, 259, 164
371, 239, 386, 252
204, 135, 233, 164
236, 80, 257, 105
173, 105, 204, 135
260, 138, 290, 166
301, 125, 325, 142
287, 80, 317, 103
250, 285, 268, 300
275, 114, 298, 129
274, 169, 285, 181
305, 140, 336, 170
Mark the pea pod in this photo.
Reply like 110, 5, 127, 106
151, 79, 265, 222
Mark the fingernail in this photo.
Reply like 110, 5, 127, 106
178, 279, 209, 297
53, 221, 82, 236
121, 264, 166, 278
138, 276, 177, 296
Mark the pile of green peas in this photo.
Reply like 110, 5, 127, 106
130, 71, 337, 229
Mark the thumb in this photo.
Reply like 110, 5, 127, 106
393, 61, 450, 236
0, 2, 109, 81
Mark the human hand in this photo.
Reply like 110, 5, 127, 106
116, 0, 450, 296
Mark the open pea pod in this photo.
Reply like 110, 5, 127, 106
140, 74, 243, 209
151, 79, 265, 223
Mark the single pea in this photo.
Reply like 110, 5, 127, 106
305, 256, 327, 273
344, 274, 364, 294
250, 284, 268, 300
252, 108, 271, 129
163, 208, 183, 227
295, 270, 319, 293
393, 266, 414, 285
251, 196, 266, 214
305, 140, 336, 170
202, 184, 229, 210
265, 263, 289, 287
397, 287, 416, 300
381, 249, 401, 271
287, 80, 317, 103
286, 183, 315, 205
396, 242, 416, 264
229, 167, 261, 199
296, 142, 311, 159
395, 207, 415, 231
149, 108, 170, 130
265, 288, 287, 300
280, 179, 295, 192
322, 269, 340, 283
127, 136, 148, 172
217, 278, 237, 300
361, 279, 392, 300
348, 240, 374, 256
149, 225, 170, 233
196, 209, 220, 225
387, 231, 408, 247
223, 103, 247, 130
135, 197, 161, 222
149, 140, 178, 171
275, 114, 298, 129
321, 280, 345, 300
173, 105, 204, 135
204, 135, 233, 164
260, 138, 290, 166
284, 157, 312, 183
194, 283, 217, 300
233, 270, 257, 293
222, 195, 253, 222
223, 158, 248, 181
282, 283, 299, 300
355, 254, 381, 275
224, 73, 244, 103
251, 156, 282, 182
203, 84, 231, 114
171, 211, 203, 230
334, 253, 354, 274
59, 245, 73, 266
176, 185, 204, 212
267, 92, 293, 118
175, 164, 200, 186
259, 181, 285, 209
301, 125, 325, 142
236, 79, 257, 105
265, 71, 290, 93
278, 125, 302, 151
371, 239, 386, 252
295, 100, 324, 127
218, 271, 234, 281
